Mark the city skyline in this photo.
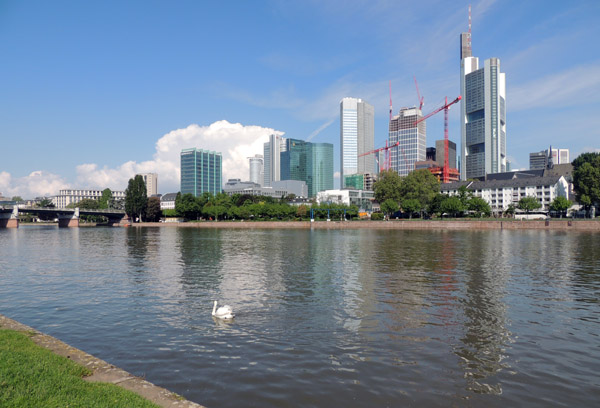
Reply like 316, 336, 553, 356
1, 1, 599, 197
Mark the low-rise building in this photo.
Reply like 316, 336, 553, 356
441, 175, 569, 215
223, 179, 307, 198
160, 193, 178, 210
316, 189, 374, 211
54, 189, 125, 208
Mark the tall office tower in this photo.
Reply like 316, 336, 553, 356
435, 139, 457, 169
281, 138, 308, 182
426, 147, 437, 162
248, 154, 264, 186
340, 97, 374, 188
460, 26, 506, 180
308, 143, 334, 197
136, 173, 158, 197
180, 148, 222, 196
263, 134, 287, 187
389, 107, 426, 176
530, 148, 570, 170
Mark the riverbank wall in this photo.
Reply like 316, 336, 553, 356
0, 314, 204, 408
135, 220, 600, 231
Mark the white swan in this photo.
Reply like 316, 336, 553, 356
212, 300, 234, 319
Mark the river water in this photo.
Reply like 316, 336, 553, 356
1, 226, 599, 407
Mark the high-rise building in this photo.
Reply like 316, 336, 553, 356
180, 148, 222, 196
460, 28, 506, 180
435, 139, 457, 170
263, 134, 286, 187
530, 148, 570, 170
308, 143, 334, 197
389, 107, 426, 176
340, 97, 374, 187
248, 154, 264, 186
136, 173, 158, 197
279, 138, 333, 197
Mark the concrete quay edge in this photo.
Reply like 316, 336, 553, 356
133, 220, 600, 231
0, 314, 204, 408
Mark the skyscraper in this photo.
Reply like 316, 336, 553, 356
530, 148, 570, 170
263, 134, 286, 187
460, 29, 506, 180
340, 97, 374, 187
435, 139, 457, 169
136, 173, 158, 197
180, 148, 222, 196
248, 154, 264, 186
389, 107, 426, 177
308, 143, 334, 197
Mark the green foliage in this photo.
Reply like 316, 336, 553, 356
550, 196, 572, 217
145, 197, 162, 222
373, 169, 403, 203
11, 196, 23, 202
467, 197, 492, 217
296, 204, 309, 219
428, 193, 447, 217
504, 203, 515, 216
37, 198, 54, 208
0, 329, 158, 407
125, 175, 148, 222
401, 198, 421, 218
67, 198, 99, 209
398, 169, 440, 214
517, 196, 542, 213
572, 152, 600, 210
440, 196, 465, 217
380, 199, 399, 217
162, 209, 177, 217
98, 188, 112, 209
370, 212, 384, 220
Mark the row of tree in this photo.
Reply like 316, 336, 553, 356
173, 191, 358, 221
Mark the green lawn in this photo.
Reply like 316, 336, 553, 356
0, 329, 158, 408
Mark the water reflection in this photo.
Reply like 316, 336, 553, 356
456, 231, 512, 395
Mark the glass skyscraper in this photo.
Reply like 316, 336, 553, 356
308, 143, 334, 197
340, 97, 374, 188
389, 107, 426, 177
460, 31, 506, 180
180, 148, 222, 196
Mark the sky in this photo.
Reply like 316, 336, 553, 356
1, 0, 599, 198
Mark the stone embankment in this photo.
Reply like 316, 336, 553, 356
0, 314, 204, 408
137, 220, 600, 231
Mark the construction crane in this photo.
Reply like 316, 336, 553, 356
414, 95, 461, 183
359, 141, 399, 172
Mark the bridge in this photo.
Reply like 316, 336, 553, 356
0, 206, 128, 228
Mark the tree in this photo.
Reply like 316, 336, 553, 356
11, 196, 23, 202
296, 204, 308, 219
517, 196, 542, 213
176, 193, 201, 220
373, 169, 403, 204
428, 193, 448, 217
549, 196, 572, 218
380, 199, 399, 219
398, 169, 440, 215
572, 152, 600, 215
145, 196, 162, 222
504, 203, 515, 218
37, 198, 55, 208
98, 188, 112, 209
440, 196, 464, 218
125, 175, 148, 222
467, 197, 491, 217
401, 198, 421, 218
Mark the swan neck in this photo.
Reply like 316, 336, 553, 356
212, 301, 217, 315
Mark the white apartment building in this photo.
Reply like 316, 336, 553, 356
54, 189, 125, 208
441, 175, 569, 214
316, 189, 374, 211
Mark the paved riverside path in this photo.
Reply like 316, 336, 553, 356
0, 314, 204, 408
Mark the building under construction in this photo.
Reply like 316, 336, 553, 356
389, 107, 426, 177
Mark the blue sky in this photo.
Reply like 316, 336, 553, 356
1, 0, 599, 197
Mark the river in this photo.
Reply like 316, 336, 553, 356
1, 226, 599, 407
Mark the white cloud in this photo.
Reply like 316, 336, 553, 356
0, 170, 70, 199
509, 64, 600, 111
2, 120, 283, 198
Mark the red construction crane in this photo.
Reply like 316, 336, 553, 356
414, 95, 461, 183
359, 141, 399, 172
414, 76, 424, 110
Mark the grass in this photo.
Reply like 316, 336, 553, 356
0, 329, 159, 408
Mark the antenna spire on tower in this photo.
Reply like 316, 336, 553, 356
468, 4, 472, 52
